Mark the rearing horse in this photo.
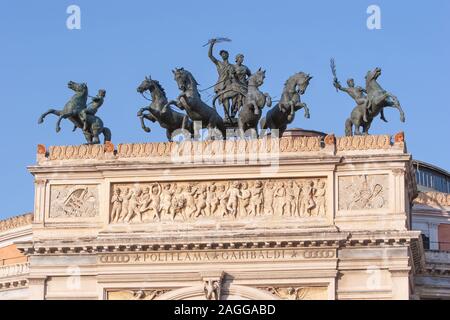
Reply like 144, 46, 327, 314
345, 67, 405, 136
38, 81, 88, 132
38, 81, 111, 144
260, 72, 312, 137
235, 69, 272, 137
137, 76, 193, 141
166, 68, 226, 139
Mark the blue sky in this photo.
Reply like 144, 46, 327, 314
0, 0, 449, 219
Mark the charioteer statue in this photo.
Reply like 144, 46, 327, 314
207, 38, 251, 125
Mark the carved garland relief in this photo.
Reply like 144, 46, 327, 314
414, 192, 450, 208
107, 290, 169, 300
338, 175, 389, 211
260, 286, 328, 300
109, 178, 327, 223
49, 185, 99, 219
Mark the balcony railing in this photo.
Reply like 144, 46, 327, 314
0, 262, 30, 279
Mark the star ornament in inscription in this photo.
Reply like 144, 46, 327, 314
290, 250, 298, 258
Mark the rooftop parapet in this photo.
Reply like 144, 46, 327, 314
0, 214, 33, 234
35, 132, 406, 165
414, 191, 450, 209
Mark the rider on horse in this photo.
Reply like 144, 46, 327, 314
334, 78, 387, 123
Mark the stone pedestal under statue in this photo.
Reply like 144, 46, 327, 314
19, 132, 421, 300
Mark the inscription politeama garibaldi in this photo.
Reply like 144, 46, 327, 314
18, 132, 422, 300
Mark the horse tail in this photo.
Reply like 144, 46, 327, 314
345, 118, 353, 137
102, 127, 112, 143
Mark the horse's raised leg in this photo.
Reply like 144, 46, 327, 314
38, 109, 61, 124
55, 111, 76, 133
139, 115, 151, 133
297, 102, 310, 119
386, 94, 406, 123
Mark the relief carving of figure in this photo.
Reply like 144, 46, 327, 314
142, 184, 162, 221
206, 183, 220, 217
248, 181, 264, 216
274, 182, 287, 216
286, 181, 298, 217
160, 183, 175, 219
263, 181, 276, 216
226, 181, 241, 218
314, 181, 327, 216
217, 184, 230, 217
120, 188, 132, 222
124, 188, 143, 223
194, 185, 208, 218
111, 188, 123, 223
238, 182, 251, 217
171, 186, 187, 221
299, 181, 316, 217
183, 184, 198, 219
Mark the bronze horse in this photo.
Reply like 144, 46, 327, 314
260, 72, 312, 137
345, 67, 405, 136
166, 68, 226, 139
38, 81, 111, 144
137, 76, 193, 141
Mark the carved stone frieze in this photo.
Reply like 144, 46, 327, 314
107, 289, 170, 300
49, 185, 99, 219
48, 144, 106, 161
336, 135, 391, 151
414, 192, 450, 208
0, 213, 33, 233
338, 175, 389, 211
259, 286, 328, 300
109, 178, 327, 223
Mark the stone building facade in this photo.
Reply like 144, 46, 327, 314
0, 132, 448, 300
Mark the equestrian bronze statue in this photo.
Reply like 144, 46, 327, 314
224, 68, 272, 137
38, 81, 112, 144
331, 59, 405, 136
137, 76, 193, 141
165, 68, 226, 139
208, 38, 251, 126
260, 72, 312, 137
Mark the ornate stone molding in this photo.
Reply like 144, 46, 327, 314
0, 279, 28, 291
0, 262, 30, 279
0, 214, 33, 233
414, 192, 450, 208
336, 135, 391, 151
107, 289, 170, 300
46, 143, 113, 161
37, 133, 409, 163
259, 286, 328, 300
19, 231, 418, 256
